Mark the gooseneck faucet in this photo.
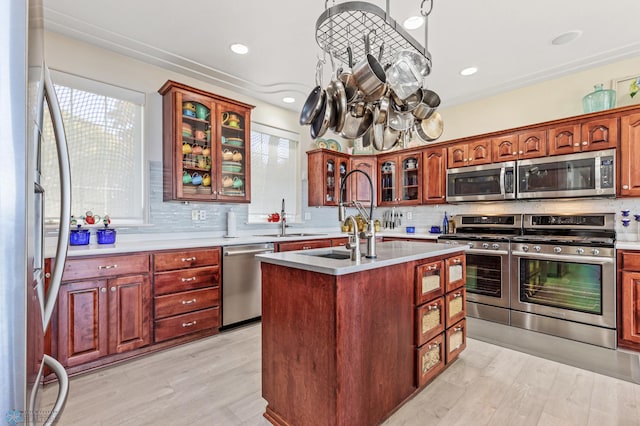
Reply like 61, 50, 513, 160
338, 170, 376, 259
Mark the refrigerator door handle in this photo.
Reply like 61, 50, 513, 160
41, 65, 71, 330
41, 354, 69, 426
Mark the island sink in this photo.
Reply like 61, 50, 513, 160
254, 233, 327, 238
305, 250, 351, 260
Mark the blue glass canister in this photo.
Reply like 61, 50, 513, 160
582, 84, 616, 113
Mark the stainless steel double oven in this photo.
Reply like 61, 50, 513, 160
439, 213, 617, 349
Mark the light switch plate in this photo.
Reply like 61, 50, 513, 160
191, 210, 199, 221
304, 212, 311, 220
199, 210, 207, 220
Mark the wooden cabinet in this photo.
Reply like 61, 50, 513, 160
548, 116, 618, 156
159, 80, 254, 203
447, 138, 491, 168
153, 247, 221, 342
276, 239, 332, 252
620, 111, 640, 197
414, 252, 466, 388
307, 149, 350, 206
57, 254, 151, 368
378, 151, 422, 205
492, 129, 547, 162
350, 155, 377, 206
618, 250, 640, 349
422, 147, 447, 204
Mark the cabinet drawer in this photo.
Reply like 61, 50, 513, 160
445, 254, 466, 292
446, 319, 467, 364
277, 239, 331, 252
154, 248, 220, 272
154, 266, 219, 296
154, 287, 219, 319
445, 288, 466, 328
154, 307, 219, 342
416, 333, 445, 388
61, 254, 149, 281
415, 260, 444, 305
416, 297, 445, 346
620, 251, 640, 271
331, 237, 349, 247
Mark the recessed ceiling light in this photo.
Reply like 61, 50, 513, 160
403, 16, 424, 30
460, 67, 478, 76
230, 43, 249, 55
282, 97, 295, 104
551, 30, 582, 46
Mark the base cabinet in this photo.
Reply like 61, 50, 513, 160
618, 250, 640, 349
56, 254, 151, 368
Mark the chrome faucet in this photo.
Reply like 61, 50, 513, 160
280, 198, 287, 236
338, 170, 376, 259
343, 215, 361, 261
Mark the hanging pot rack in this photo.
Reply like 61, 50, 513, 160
315, 1, 431, 70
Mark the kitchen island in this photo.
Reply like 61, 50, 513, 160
257, 241, 467, 426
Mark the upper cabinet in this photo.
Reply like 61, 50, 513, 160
492, 129, 547, 162
548, 115, 618, 156
422, 147, 447, 204
350, 155, 377, 206
378, 151, 422, 206
159, 80, 254, 203
620, 111, 640, 197
307, 149, 350, 206
447, 138, 492, 168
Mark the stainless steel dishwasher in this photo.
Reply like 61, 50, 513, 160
222, 243, 274, 327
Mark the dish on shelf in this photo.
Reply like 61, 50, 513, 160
327, 139, 341, 152
223, 137, 244, 147
316, 139, 328, 149
222, 161, 242, 173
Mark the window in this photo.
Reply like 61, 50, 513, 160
42, 71, 145, 225
248, 123, 300, 223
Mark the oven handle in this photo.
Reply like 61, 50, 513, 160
466, 248, 509, 256
511, 251, 614, 264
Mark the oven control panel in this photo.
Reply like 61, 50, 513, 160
511, 243, 614, 259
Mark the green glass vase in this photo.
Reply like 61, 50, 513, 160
582, 84, 616, 113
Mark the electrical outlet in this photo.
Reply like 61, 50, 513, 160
406, 211, 413, 220
191, 210, 199, 221
304, 212, 311, 220
199, 210, 207, 220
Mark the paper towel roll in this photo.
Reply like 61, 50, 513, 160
227, 210, 237, 237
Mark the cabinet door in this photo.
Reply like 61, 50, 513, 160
620, 112, 640, 196
216, 103, 251, 202
416, 297, 445, 346
276, 239, 332, 252
581, 116, 618, 152
447, 144, 468, 168
445, 254, 466, 292
378, 156, 399, 205
548, 123, 581, 155
415, 260, 444, 305
57, 280, 108, 367
350, 156, 376, 206
422, 147, 446, 204
492, 134, 518, 162
445, 319, 467, 364
445, 288, 466, 328
467, 139, 492, 166
620, 271, 640, 345
518, 129, 547, 159
399, 152, 421, 204
108, 274, 152, 354
416, 333, 445, 387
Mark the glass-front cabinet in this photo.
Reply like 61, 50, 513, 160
307, 150, 350, 206
378, 151, 422, 206
159, 80, 254, 202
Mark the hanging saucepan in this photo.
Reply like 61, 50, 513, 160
327, 78, 347, 134
299, 85, 323, 125
376, 93, 390, 125
340, 102, 373, 139
412, 89, 441, 120
390, 88, 421, 113
310, 91, 334, 140
414, 111, 444, 143
352, 54, 386, 102
388, 108, 414, 131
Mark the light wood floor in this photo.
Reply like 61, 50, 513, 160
42, 323, 640, 426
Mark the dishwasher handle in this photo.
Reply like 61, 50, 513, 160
224, 248, 274, 256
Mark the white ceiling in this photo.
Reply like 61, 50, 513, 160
43, 0, 640, 113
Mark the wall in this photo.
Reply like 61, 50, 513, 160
45, 31, 640, 239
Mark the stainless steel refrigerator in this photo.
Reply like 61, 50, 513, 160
1, 0, 71, 424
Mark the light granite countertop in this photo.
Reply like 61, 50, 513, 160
256, 241, 465, 276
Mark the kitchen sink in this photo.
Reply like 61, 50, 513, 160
304, 250, 352, 260
254, 233, 328, 238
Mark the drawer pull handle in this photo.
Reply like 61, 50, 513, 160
181, 257, 197, 262
454, 326, 463, 332
181, 298, 197, 305
181, 277, 197, 282
453, 292, 462, 298
427, 304, 440, 311
426, 265, 438, 271
302, 246, 312, 250
182, 320, 197, 328
428, 342, 440, 350
452, 259, 461, 264
98, 264, 118, 270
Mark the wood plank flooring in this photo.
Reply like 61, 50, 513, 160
42, 322, 640, 425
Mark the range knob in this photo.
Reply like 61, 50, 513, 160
467, 242, 474, 248
482, 243, 489, 249
576, 248, 585, 255
553, 246, 562, 253
492, 243, 500, 250
592, 248, 600, 256
521, 245, 530, 252
534, 246, 541, 252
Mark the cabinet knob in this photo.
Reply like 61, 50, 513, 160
573, 143, 580, 147
623, 184, 629, 190
110, 286, 116, 292
582, 141, 588, 145
100, 287, 107, 293
519, 151, 524, 155
45, 272, 51, 278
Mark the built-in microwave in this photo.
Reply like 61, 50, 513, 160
517, 148, 615, 199
446, 161, 516, 202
